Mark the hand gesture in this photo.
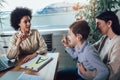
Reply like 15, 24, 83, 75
16, 33, 28, 46
61, 35, 70, 47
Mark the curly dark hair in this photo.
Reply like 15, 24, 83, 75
10, 7, 32, 30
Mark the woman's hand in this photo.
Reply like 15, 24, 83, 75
78, 63, 87, 75
16, 33, 28, 46
22, 53, 38, 63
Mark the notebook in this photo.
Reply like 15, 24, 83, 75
0, 56, 15, 72
20, 55, 53, 71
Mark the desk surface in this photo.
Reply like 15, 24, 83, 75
0, 52, 60, 80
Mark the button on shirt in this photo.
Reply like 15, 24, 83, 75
65, 41, 109, 80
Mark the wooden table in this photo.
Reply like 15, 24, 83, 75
0, 52, 60, 80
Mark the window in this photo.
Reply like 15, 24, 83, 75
0, 0, 89, 31
36, 2, 74, 14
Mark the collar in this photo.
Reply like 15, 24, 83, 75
18, 30, 32, 36
75, 41, 88, 53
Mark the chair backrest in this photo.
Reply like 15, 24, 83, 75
1, 33, 54, 52
42, 34, 53, 51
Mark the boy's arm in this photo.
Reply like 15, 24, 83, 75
78, 50, 109, 80
86, 52, 109, 80
65, 47, 78, 59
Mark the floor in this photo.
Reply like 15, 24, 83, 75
57, 51, 77, 71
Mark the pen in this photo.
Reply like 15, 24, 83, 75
36, 57, 41, 64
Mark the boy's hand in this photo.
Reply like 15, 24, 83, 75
61, 35, 70, 47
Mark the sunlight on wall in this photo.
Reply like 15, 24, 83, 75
2, 0, 90, 12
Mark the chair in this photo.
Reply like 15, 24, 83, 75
42, 33, 55, 52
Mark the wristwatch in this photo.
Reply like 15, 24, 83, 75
36, 52, 39, 55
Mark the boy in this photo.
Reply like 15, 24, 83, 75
57, 20, 109, 80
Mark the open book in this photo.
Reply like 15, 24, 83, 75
20, 55, 53, 71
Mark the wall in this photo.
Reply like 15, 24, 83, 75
0, 12, 76, 31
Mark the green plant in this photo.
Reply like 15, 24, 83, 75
97, 0, 120, 14
73, 0, 120, 43
73, 0, 101, 43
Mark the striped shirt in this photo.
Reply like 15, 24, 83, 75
7, 29, 47, 59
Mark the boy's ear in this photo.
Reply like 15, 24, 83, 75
77, 34, 82, 41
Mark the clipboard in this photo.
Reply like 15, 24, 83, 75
20, 55, 53, 71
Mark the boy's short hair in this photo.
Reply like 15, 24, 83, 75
69, 20, 90, 40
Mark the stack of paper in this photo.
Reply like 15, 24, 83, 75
20, 55, 53, 71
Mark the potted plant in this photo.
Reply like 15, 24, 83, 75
97, 0, 120, 14
73, 0, 101, 43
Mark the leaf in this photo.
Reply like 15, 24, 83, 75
114, 9, 120, 14
118, 2, 120, 6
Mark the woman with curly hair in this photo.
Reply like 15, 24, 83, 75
7, 7, 47, 62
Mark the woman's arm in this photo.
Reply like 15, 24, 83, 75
107, 38, 120, 80
35, 30, 47, 54
7, 33, 20, 59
